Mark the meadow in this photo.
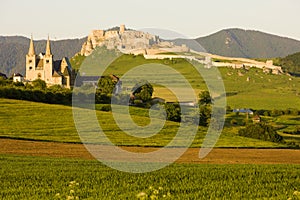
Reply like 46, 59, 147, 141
1, 154, 300, 199
0, 98, 292, 148
2, 53, 300, 199
75, 53, 300, 110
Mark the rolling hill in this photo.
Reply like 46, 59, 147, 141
196, 28, 300, 58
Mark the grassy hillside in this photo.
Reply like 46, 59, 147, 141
74, 54, 300, 110
279, 51, 300, 76
0, 98, 295, 148
196, 29, 300, 58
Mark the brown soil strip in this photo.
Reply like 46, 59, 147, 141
1, 138, 300, 164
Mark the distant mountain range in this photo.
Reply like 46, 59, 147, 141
0, 36, 86, 76
2, 28, 300, 76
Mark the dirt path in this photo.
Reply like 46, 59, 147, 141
1, 138, 300, 164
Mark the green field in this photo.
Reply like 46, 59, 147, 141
0, 98, 294, 148
73, 53, 300, 110
1, 155, 300, 199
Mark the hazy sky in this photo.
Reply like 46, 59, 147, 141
1, 0, 300, 40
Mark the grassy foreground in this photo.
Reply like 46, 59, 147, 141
1, 154, 300, 199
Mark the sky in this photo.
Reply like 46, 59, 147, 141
1, 0, 300, 40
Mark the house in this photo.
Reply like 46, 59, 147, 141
253, 115, 261, 123
75, 75, 122, 95
13, 73, 24, 82
233, 108, 254, 115
75, 76, 103, 87
151, 97, 165, 104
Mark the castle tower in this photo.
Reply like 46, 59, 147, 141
43, 36, 53, 82
25, 35, 37, 81
120, 24, 125, 34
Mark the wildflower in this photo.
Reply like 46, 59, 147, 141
70, 189, 75, 194
293, 190, 300, 196
136, 192, 147, 199
153, 189, 159, 195
67, 196, 74, 200
55, 193, 60, 197
158, 187, 163, 190
69, 181, 76, 187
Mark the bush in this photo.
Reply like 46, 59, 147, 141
230, 119, 238, 125
165, 103, 181, 122
238, 123, 283, 143
98, 105, 111, 112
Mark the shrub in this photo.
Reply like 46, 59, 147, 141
238, 123, 283, 143
230, 119, 238, 125
165, 103, 181, 122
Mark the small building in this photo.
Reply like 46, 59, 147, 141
151, 97, 165, 104
13, 73, 24, 82
233, 108, 254, 115
253, 115, 261, 123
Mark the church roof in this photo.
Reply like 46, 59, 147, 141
63, 67, 70, 76
45, 36, 52, 56
28, 35, 35, 56
36, 59, 44, 69
13, 73, 23, 77
53, 70, 62, 77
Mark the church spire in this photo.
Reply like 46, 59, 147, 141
45, 35, 52, 56
28, 35, 35, 56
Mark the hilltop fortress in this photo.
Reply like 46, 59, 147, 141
80, 24, 190, 56
80, 25, 283, 74
80, 24, 160, 56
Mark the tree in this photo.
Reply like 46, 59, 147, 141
238, 123, 283, 143
132, 81, 153, 102
198, 91, 212, 105
165, 103, 181, 122
32, 79, 47, 90
97, 76, 116, 95
199, 104, 212, 126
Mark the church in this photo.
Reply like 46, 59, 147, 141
25, 36, 74, 88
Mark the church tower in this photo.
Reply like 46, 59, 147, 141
43, 36, 53, 82
25, 35, 37, 81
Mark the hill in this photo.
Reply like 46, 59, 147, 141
71, 53, 300, 110
196, 29, 300, 58
0, 36, 86, 76
3, 28, 300, 76
279, 52, 300, 76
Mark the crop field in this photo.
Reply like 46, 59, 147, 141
1, 154, 300, 199
0, 98, 292, 148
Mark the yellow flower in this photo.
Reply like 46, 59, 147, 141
67, 196, 74, 200
136, 192, 147, 198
